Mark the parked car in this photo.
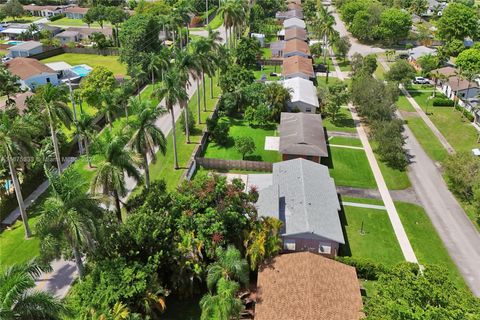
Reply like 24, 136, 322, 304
314, 64, 327, 72
1, 56, 12, 63
413, 76, 430, 84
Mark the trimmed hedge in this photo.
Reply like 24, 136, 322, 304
432, 97, 454, 107
336, 256, 387, 280
49, 14, 65, 22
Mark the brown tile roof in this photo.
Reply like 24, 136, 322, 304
285, 26, 307, 41
66, 27, 113, 37
288, 2, 302, 10
255, 252, 363, 320
282, 55, 314, 77
447, 76, 479, 91
5, 58, 56, 80
0, 92, 34, 113
23, 5, 64, 11
64, 6, 89, 14
287, 0, 302, 4
431, 66, 457, 78
284, 38, 310, 56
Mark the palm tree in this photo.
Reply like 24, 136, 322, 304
75, 114, 98, 168
264, 82, 292, 122
36, 84, 73, 173
200, 278, 244, 320
311, 5, 338, 83
129, 97, 167, 188
152, 68, 188, 169
206, 245, 249, 292
0, 66, 21, 107
101, 90, 122, 127
129, 65, 148, 99
146, 52, 161, 85
244, 217, 282, 270
0, 259, 69, 319
206, 28, 222, 100
37, 169, 101, 278
191, 38, 211, 122
218, 0, 246, 48
90, 130, 142, 221
0, 111, 34, 238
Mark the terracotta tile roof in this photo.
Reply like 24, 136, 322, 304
64, 6, 89, 14
447, 76, 479, 91
23, 5, 64, 11
0, 92, 34, 113
288, 2, 302, 10
287, 0, 302, 4
282, 55, 314, 77
255, 252, 363, 320
285, 26, 307, 41
284, 39, 310, 56
5, 58, 56, 80
431, 66, 457, 78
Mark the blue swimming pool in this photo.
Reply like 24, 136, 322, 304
7, 41, 24, 45
71, 65, 92, 77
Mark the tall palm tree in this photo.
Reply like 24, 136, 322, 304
264, 82, 292, 122
311, 6, 338, 83
200, 278, 244, 320
129, 97, 167, 188
0, 111, 34, 238
0, 66, 21, 107
101, 90, 122, 127
206, 28, 222, 100
153, 68, 188, 169
90, 130, 142, 221
36, 84, 73, 174
218, 0, 245, 48
191, 37, 212, 122
75, 114, 98, 168
129, 65, 148, 99
37, 169, 101, 278
0, 259, 69, 319
206, 245, 249, 291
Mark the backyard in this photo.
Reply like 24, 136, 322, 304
203, 118, 281, 163
253, 64, 281, 81
41, 53, 127, 76
47, 18, 108, 28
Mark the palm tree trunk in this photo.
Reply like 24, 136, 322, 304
224, 23, 228, 48
7, 154, 31, 238
170, 108, 179, 169
197, 79, 202, 124
85, 138, 92, 168
184, 103, 191, 144
152, 70, 155, 85
113, 189, 122, 221
72, 245, 85, 278
49, 121, 63, 174
202, 72, 207, 112
143, 152, 150, 188
210, 76, 214, 99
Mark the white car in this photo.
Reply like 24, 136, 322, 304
1, 56, 12, 63
413, 77, 430, 84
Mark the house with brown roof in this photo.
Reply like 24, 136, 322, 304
287, 2, 302, 10
282, 55, 315, 80
283, 39, 310, 58
276, 9, 304, 20
279, 112, 327, 162
23, 5, 67, 17
285, 26, 307, 41
5, 58, 59, 90
255, 252, 363, 320
431, 67, 480, 100
64, 6, 89, 19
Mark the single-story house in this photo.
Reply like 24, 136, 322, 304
0, 24, 32, 39
282, 55, 315, 80
64, 6, 89, 19
284, 26, 307, 42
444, 76, 480, 100
250, 158, 343, 256
23, 5, 67, 18
5, 57, 59, 90
55, 30, 81, 44
280, 77, 318, 113
283, 17, 306, 30
276, 9, 304, 20
408, 45, 437, 69
270, 40, 285, 57
55, 27, 113, 44
0, 91, 34, 113
7, 41, 43, 58
279, 112, 327, 161
283, 38, 310, 58
255, 252, 363, 320
422, 0, 447, 17
38, 24, 63, 36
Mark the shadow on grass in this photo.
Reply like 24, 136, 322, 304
337, 195, 352, 257
321, 143, 334, 169
330, 113, 355, 130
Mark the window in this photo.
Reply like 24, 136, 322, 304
284, 239, 296, 251
46, 78, 50, 83
319, 243, 331, 254
306, 108, 312, 112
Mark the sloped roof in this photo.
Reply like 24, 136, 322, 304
288, 2, 302, 10
285, 26, 307, 41
7, 41, 42, 51
255, 158, 344, 244
284, 39, 310, 56
448, 76, 479, 92
281, 77, 318, 108
283, 17, 306, 29
0, 91, 34, 113
255, 252, 363, 320
5, 57, 56, 80
279, 112, 326, 156
276, 9, 304, 19
282, 55, 314, 77
409, 46, 436, 60
55, 30, 80, 38
64, 6, 89, 14
431, 66, 457, 78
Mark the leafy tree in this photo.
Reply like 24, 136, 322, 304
37, 169, 101, 277
244, 106, 256, 125
377, 8, 412, 44
456, 48, 480, 74
350, 10, 375, 41
0, 260, 69, 319
206, 246, 249, 291
264, 82, 291, 122
417, 54, 439, 75
340, 0, 369, 24
444, 152, 480, 203
235, 136, 256, 160
322, 81, 350, 121
207, 118, 231, 146
90, 130, 142, 220
0, 111, 34, 238
2, 0, 24, 21
219, 65, 255, 93
130, 98, 167, 188
408, 0, 428, 15
234, 36, 261, 69
365, 263, 480, 318
385, 59, 416, 85
75, 113, 97, 168
244, 217, 282, 270
80, 66, 116, 110
200, 278, 244, 320
85, 5, 108, 28
91, 32, 113, 49
335, 36, 351, 61
442, 38, 466, 57
351, 53, 377, 77
371, 119, 408, 170
437, 3, 478, 41
106, 6, 128, 47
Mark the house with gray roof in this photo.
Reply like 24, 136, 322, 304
250, 158, 344, 257
7, 41, 43, 58
279, 112, 328, 163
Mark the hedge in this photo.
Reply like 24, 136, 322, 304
49, 14, 65, 22
432, 97, 454, 107
336, 256, 387, 280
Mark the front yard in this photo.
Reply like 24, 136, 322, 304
203, 118, 281, 163
323, 107, 356, 133
47, 17, 108, 28
41, 53, 127, 76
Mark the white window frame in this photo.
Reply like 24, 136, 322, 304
283, 239, 296, 251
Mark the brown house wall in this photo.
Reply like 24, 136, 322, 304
282, 154, 320, 163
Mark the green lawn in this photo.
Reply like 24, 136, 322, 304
323, 108, 356, 133
340, 201, 404, 266
370, 141, 411, 190
336, 58, 351, 72
0, 50, 7, 58
405, 116, 449, 162
261, 47, 272, 59
373, 62, 386, 80
207, 13, 223, 29
253, 65, 281, 81
323, 146, 377, 189
47, 17, 108, 28
328, 136, 363, 147
4, 16, 40, 23
203, 118, 281, 163
396, 94, 415, 112
396, 202, 468, 290
41, 53, 127, 76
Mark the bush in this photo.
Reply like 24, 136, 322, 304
432, 97, 454, 106
49, 14, 65, 22
463, 110, 474, 122
180, 108, 195, 134
336, 256, 387, 280
207, 117, 230, 146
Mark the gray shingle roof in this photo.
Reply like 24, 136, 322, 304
255, 158, 344, 244
279, 112, 328, 157
8, 41, 42, 51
